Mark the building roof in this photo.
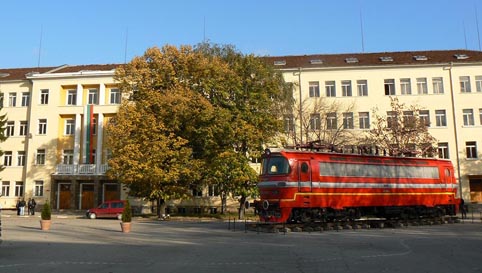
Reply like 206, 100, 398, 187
0, 64, 121, 81
2, 49, 482, 81
263, 49, 482, 69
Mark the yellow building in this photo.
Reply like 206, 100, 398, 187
0, 49, 481, 211
267, 49, 482, 203
0, 64, 121, 210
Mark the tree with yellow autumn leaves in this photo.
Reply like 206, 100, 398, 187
106, 43, 292, 218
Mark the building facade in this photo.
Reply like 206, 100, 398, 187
266, 49, 482, 203
0, 49, 481, 211
0, 64, 122, 210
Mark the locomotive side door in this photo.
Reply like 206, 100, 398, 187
298, 160, 312, 192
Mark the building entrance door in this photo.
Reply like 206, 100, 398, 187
58, 183, 71, 209
81, 184, 95, 209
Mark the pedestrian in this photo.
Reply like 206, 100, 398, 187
16, 199, 20, 215
29, 198, 37, 215
27, 198, 31, 215
460, 198, 467, 219
19, 199, 26, 216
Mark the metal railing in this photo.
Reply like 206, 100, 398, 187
55, 164, 109, 175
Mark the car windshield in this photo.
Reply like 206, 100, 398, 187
261, 156, 290, 175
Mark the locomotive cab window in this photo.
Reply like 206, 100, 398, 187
262, 156, 290, 175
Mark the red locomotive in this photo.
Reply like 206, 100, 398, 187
257, 148, 459, 223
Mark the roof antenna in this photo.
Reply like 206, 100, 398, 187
463, 20, 468, 49
476, 4, 481, 50
124, 27, 129, 64
359, 6, 365, 53
37, 25, 43, 68
203, 16, 206, 42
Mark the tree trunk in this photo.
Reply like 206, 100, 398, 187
220, 193, 227, 214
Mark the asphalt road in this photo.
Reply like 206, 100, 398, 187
0, 213, 481, 273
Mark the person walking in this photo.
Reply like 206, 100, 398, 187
29, 198, 37, 215
460, 198, 467, 219
19, 199, 26, 216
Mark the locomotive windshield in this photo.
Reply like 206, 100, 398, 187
261, 156, 290, 175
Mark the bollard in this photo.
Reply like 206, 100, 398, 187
245, 218, 247, 233
233, 218, 236, 232
228, 217, 231, 230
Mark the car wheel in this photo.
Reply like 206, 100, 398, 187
89, 213, 97, 219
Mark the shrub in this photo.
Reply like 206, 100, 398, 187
41, 200, 51, 220
121, 200, 132, 222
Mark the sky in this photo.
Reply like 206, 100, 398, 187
1, 0, 482, 68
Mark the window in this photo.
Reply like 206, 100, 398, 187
433, 77, 444, 94
34, 181, 44, 197
358, 112, 370, 129
208, 184, 219, 197
387, 111, 397, 128
3, 151, 12, 166
384, 79, 396, 95
6, 121, 14, 137
325, 81, 336, 97
62, 149, 74, 164
438, 142, 449, 159
357, 80, 368, 96
40, 89, 49, 104
403, 111, 414, 126
67, 90, 77, 105
9, 92, 16, 107
476, 76, 482, 92
480, 108, 482, 125
88, 89, 99, 104
463, 109, 474, 126
466, 141, 477, 159
284, 115, 294, 133
341, 80, 352, 96
419, 110, 430, 127
17, 151, 25, 166
416, 78, 428, 94
460, 76, 471, 93
36, 149, 46, 165
21, 92, 30, 106
435, 110, 447, 127
309, 81, 320, 97
65, 119, 75, 135
15, 181, 24, 197
19, 121, 28, 136
326, 112, 337, 129
309, 113, 321, 131
0, 93, 3, 107
1, 181, 10, 197
343, 112, 354, 129
38, 119, 47, 134
192, 187, 203, 197
400, 78, 411, 95
110, 88, 121, 104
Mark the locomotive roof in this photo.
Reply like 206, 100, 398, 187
265, 148, 452, 164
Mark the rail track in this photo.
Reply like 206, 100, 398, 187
244, 216, 460, 233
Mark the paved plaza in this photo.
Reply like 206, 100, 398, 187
0, 211, 481, 273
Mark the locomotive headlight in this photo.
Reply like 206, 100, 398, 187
262, 200, 269, 210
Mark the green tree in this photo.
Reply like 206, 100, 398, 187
109, 43, 292, 218
366, 97, 437, 157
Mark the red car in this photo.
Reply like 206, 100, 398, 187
86, 200, 126, 219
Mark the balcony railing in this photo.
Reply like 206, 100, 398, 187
55, 164, 109, 175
